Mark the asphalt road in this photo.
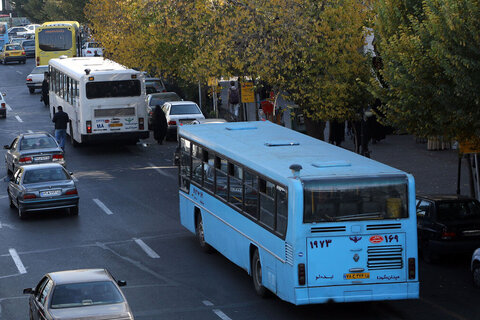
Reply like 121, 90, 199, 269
0, 58, 479, 320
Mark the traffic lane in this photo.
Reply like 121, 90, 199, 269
0, 236, 226, 320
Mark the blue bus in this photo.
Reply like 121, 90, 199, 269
0, 22, 8, 48
177, 121, 419, 305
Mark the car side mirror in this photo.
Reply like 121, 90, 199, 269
23, 288, 34, 294
3, 145, 10, 149
117, 280, 127, 287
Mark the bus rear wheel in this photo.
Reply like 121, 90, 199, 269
252, 250, 268, 297
195, 214, 213, 253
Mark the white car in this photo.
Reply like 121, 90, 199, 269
472, 248, 480, 287
82, 42, 104, 57
7, 26, 28, 37
162, 101, 205, 140
26, 65, 48, 94
17, 24, 40, 37
0, 92, 6, 118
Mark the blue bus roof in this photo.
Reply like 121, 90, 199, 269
178, 121, 406, 185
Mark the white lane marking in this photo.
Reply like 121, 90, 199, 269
93, 199, 113, 215
15, 115, 23, 123
202, 300, 214, 306
213, 309, 232, 320
9, 249, 26, 274
147, 162, 173, 177
27, 130, 33, 133
133, 238, 160, 259
0, 195, 8, 199
6, 105, 12, 111
16, 71, 22, 75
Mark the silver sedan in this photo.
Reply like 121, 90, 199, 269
7, 163, 79, 219
4, 132, 65, 176
23, 268, 134, 320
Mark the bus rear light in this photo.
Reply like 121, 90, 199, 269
298, 263, 306, 285
139, 117, 144, 130
52, 154, 64, 160
168, 120, 176, 125
86, 121, 92, 133
65, 189, 78, 195
408, 258, 416, 279
23, 194, 36, 200
36, 57, 40, 66
19, 156, 32, 163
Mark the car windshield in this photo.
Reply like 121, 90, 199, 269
303, 176, 409, 222
437, 200, 480, 222
170, 104, 201, 115
31, 66, 48, 74
50, 281, 124, 309
23, 167, 70, 184
150, 94, 180, 106
20, 137, 57, 150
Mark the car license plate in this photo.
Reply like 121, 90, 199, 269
344, 273, 370, 280
40, 190, 62, 197
109, 123, 123, 127
35, 156, 50, 161
180, 120, 193, 125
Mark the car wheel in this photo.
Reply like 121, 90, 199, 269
473, 265, 480, 288
28, 87, 34, 94
252, 249, 268, 297
195, 214, 213, 253
22, 59, 26, 64
70, 205, 79, 216
422, 240, 438, 263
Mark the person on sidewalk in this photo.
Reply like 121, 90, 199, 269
52, 106, 69, 151
152, 105, 167, 144
227, 81, 240, 119
41, 72, 49, 107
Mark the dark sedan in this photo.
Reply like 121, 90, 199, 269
8, 163, 79, 219
4, 132, 65, 176
416, 194, 480, 262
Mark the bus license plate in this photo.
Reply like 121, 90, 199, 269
344, 273, 370, 280
109, 123, 123, 127
40, 190, 62, 197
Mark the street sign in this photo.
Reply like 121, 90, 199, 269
241, 81, 255, 103
459, 138, 480, 154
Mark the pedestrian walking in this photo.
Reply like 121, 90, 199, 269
227, 81, 240, 119
41, 72, 49, 107
52, 106, 69, 151
152, 105, 167, 144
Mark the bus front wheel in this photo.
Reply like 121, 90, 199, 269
195, 214, 213, 253
252, 250, 268, 297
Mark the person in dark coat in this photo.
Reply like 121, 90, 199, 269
152, 105, 167, 144
52, 106, 69, 151
41, 72, 49, 107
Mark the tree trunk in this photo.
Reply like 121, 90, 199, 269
304, 117, 325, 141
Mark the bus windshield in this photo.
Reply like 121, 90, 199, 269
38, 28, 72, 51
303, 176, 408, 222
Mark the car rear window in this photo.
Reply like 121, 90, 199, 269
23, 167, 70, 184
7, 45, 21, 50
50, 281, 124, 309
31, 66, 48, 74
437, 201, 480, 222
20, 137, 57, 150
22, 40, 35, 46
170, 104, 201, 115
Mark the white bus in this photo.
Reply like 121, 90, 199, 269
48, 56, 149, 145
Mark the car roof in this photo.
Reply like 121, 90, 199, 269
21, 163, 65, 171
19, 132, 52, 139
416, 194, 477, 202
148, 92, 179, 97
48, 269, 112, 285
168, 101, 197, 106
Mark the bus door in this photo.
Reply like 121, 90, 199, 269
306, 231, 406, 287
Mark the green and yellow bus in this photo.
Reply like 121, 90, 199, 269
35, 21, 82, 66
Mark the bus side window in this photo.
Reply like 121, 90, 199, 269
228, 163, 243, 210
191, 144, 203, 186
215, 156, 228, 201
276, 186, 288, 236
180, 138, 191, 192
259, 179, 275, 229
244, 170, 258, 218
203, 151, 215, 193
